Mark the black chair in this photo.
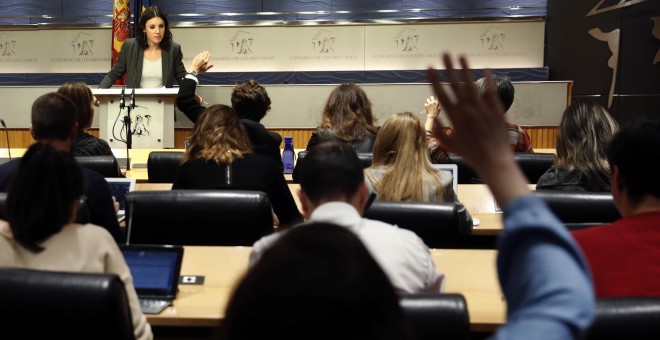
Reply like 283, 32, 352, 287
76, 155, 123, 177
147, 151, 184, 183
0, 268, 135, 340
533, 191, 621, 229
364, 201, 473, 248
444, 153, 554, 184
294, 151, 372, 183
585, 297, 660, 340
399, 294, 470, 340
126, 190, 275, 246
0, 192, 90, 223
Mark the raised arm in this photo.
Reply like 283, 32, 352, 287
427, 54, 594, 339
176, 51, 214, 123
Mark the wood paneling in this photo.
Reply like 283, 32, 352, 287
0, 127, 555, 150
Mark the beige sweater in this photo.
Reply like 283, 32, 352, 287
0, 222, 153, 340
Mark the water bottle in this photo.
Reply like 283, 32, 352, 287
282, 136, 295, 174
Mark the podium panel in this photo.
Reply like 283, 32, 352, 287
93, 88, 178, 149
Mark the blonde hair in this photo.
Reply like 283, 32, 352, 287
367, 111, 448, 202
183, 104, 252, 165
556, 100, 619, 191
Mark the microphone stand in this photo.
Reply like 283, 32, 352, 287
124, 88, 136, 171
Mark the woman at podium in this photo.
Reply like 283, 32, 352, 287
99, 6, 186, 88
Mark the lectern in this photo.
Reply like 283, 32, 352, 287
93, 88, 178, 149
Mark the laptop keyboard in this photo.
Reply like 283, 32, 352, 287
139, 299, 170, 314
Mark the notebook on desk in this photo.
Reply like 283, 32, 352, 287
106, 178, 136, 222
120, 244, 184, 315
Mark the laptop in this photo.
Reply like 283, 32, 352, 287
106, 177, 136, 222
120, 244, 184, 314
432, 164, 458, 195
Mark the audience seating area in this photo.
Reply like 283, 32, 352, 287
75, 155, 123, 178
399, 293, 470, 340
0, 268, 135, 340
146, 151, 184, 183
125, 190, 275, 246
445, 153, 555, 184
585, 297, 660, 339
533, 191, 621, 230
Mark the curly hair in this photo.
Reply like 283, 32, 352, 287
319, 83, 379, 142
231, 79, 272, 122
183, 104, 252, 165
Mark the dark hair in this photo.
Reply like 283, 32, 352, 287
57, 81, 94, 131
7, 143, 86, 252
31, 92, 77, 141
607, 119, 660, 203
320, 83, 379, 142
294, 141, 364, 204
136, 6, 172, 49
475, 75, 515, 112
231, 79, 272, 122
223, 223, 412, 340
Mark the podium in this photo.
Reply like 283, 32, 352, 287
93, 88, 178, 149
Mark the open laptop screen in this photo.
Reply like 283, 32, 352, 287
106, 178, 136, 211
431, 164, 458, 194
120, 245, 183, 297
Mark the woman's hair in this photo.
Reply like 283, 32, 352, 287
230, 79, 272, 122
555, 100, 619, 191
57, 81, 93, 131
223, 223, 413, 340
136, 6, 172, 49
320, 83, 379, 142
368, 111, 448, 202
7, 143, 85, 253
182, 104, 252, 165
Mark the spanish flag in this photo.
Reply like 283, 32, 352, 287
111, 0, 130, 85
132, 0, 152, 39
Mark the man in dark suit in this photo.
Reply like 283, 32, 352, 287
0, 93, 122, 242
176, 51, 283, 168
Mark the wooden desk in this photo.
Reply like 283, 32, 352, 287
147, 246, 505, 332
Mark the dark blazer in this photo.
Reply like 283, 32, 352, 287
306, 127, 379, 153
176, 77, 283, 167
99, 38, 186, 88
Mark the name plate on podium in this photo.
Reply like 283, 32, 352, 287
93, 88, 178, 149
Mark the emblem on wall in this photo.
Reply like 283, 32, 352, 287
230, 31, 254, 55
394, 28, 419, 52
0, 33, 17, 56
71, 32, 95, 56
480, 26, 506, 50
311, 30, 335, 54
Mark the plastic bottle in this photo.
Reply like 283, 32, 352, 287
282, 136, 295, 174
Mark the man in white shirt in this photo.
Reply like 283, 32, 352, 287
249, 141, 444, 293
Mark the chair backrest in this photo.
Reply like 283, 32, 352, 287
0, 192, 90, 224
293, 151, 372, 183
514, 152, 555, 183
0, 268, 135, 340
147, 151, 184, 183
445, 153, 555, 184
126, 190, 275, 246
585, 297, 660, 340
75, 155, 123, 178
364, 201, 472, 248
399, 294, 470, 340
533, 191, 621, 226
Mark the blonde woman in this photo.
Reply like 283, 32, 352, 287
365, 111, 455, 202
172, 104, 302, 228
537, 100, 619, 192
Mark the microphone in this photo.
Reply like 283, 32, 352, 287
119, 85, 126, 109
129, 87, 136, 109
0, 119, 11, 160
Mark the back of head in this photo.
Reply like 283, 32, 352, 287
556, 100, 619, 191
370, 112, 446, 201
136, 6, 172, 49
230, 79, 271, 122
294, 141, 364, 204
223, 222, 411, 340
607, 119, 660, 203
57, 81, 93, 132
31, 92, 77, 141
475, 75, 514, 112
184, 104, 252, 165
7, 143, 85, 252
321, 83, 378, 142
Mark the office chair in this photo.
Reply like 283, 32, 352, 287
75, 155, 123, 177
445, 153, 554, 184
147, 151, 184, 183
399, 294, 470, 340
126, 190, 275, 246
585, 297, 660, 339
364, 201, 473, 249
533, 191, 620, 230
0, 192, 90, 224
0, 268, 135, 340
293, 151, 372, 183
